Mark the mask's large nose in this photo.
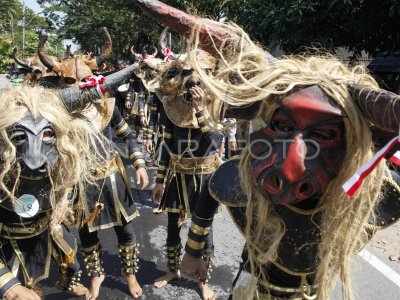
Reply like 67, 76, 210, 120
280, 134, 306, 183
22, 134, 47, 170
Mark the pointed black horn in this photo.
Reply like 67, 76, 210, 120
59, 63, 138, 111
37, 33, 61, 72
348, 84, 400, 132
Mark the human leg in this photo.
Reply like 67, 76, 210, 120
154, 212, 182, 288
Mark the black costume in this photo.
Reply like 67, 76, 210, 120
145, 92, 165, 164
126, 74, 146, 135
0, 114, 82, 297
78, 105, 145, 278
0, 178, 81, 297
185, 157, 400, 299
156, 92, 223, 277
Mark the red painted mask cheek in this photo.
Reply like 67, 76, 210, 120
249, 131, 278, 178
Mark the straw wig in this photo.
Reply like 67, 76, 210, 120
189, 22, 388, 300
0, 85, 107, 224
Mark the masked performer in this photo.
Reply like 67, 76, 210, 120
134, 45, 168, 167
179, 23, 400, 300
129, 45, 159, 140
78, 102, 148, 300
0, 85, 109, 300
37, 30, 149, 299
70, 72, 149, 299
149, 49, 223, 299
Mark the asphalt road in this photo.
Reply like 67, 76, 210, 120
0, 74, 399, 299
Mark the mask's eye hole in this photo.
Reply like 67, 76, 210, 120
181, 69, 193, 77
42, 129, 55, 143
165, 67, 178, 79
271, 120, 295, 133
10, 131, 27, 146
310, 129, 336, 142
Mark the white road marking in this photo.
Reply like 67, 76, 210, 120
358, 249, 400, 288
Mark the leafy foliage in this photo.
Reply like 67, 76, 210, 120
0, 0, 62, 72
2, 0, 400, 72
225, 0, 400, 55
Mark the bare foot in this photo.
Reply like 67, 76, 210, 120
154, 271, 180, 288
153, 207, 163, 214
67, 283, 88, 297
85, 274, 105, 300
198, 282, 216, 300
122, 272, 143, 298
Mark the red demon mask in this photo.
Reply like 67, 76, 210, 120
250, 86, 346, 206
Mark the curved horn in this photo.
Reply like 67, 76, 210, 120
130, 45, 142, 60
59, 63, 138, 111
149, 46, 158, 58
348, 84, 400, 132
13, 48, 31, 70
37, 33, 61, 72
133, 0, 244, 56
95, 27, 112, 67
158, 27, 168, 50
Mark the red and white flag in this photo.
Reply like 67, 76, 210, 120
343, 134, 399, 197
389, 150, 400, 166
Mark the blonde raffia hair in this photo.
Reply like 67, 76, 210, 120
0, 85, 108, 224
188, 21, 387, 300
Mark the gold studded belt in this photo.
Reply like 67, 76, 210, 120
93, 154, 119, 180
0, 214, 50, 239
169, 154, 222, 175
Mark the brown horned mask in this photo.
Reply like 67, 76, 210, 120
38, 27, 112, 88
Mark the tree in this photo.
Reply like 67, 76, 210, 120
37, 0, 164, 61
35, 0, 400, 61
0, 0, 62, 72
224, 0, 400, 55
36, 0, 237, 62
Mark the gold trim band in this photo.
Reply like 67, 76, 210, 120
116, 123, 129, 135
190, 223, 210, 236
0, 272, 15, 289
186, 238, 205, 250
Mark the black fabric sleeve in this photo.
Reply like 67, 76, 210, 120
112, 106, 145, 169
156, 106, 173, 184
195, 109, 224, 146
146, 93, 161, 141
126, 79, 136, 104
185, 183, 220, 257
137, 93, 146, 117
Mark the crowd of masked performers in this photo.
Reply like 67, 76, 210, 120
1, 1, 400, 300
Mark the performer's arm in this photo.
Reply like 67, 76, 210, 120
185, 184, 220, 258
0, 261, 21, 298
145, 93, 160, 142
112, 106, 146, 170
155, 106, 173, 184
125, 79, 135, 110
137, 93, 146, 119
191, 86, 223, 144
